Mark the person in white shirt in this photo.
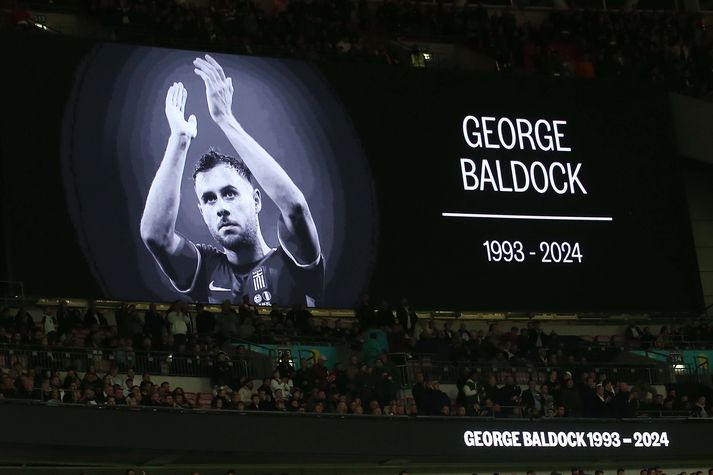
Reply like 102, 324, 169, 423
166, 301, 191, 347
270, 371, 294, 398
42, 307, 57, 344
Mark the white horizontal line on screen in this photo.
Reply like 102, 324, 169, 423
441, 212, 613, 222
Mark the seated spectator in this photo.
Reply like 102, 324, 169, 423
626, 323, 644, 341
237, 379, 255, 403
420, 380, 450, 416
270, 371, 293, 396
691, 396, 709, 418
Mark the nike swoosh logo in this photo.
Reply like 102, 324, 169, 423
209, 281, 231, 292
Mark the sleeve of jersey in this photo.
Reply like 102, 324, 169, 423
276, 237, 325, 307
168, 242, 220, 299
277, 227, 322, 270
165, 239, 202, 294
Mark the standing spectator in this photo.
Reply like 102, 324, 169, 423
421, 381, 451, 415
215, 300, 240, 342
411, 372, 427, 410
308, 355, 329, 390
166, 301, 191, 347
236, 306, 256, 340
56, 301, 77, 334
211, 351, 234, 388
521, 379, 543, 417
115, 303, 131, 339
589, 383, 610, 418
374, 371, 397, 407
611, 382, 635, 418
144, 303, 164, 344
195, 303, 215, 335
287, 304, 311, 332
461, 371, 479, 415
14, 307, 33, 332
496, 375, 522, 417
276, 354, 295, 377
84, 300, 107, 327
543, 370, 561, 401
126, 305, 144, 342
355, 294, 375, 329
41, 307, 58, 345
645, 393, 666, 416
376, 300, 395, 327
362, 329, 389, 365
396, 298, 418, 335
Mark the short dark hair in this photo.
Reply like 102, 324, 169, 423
193, 150, 253, 185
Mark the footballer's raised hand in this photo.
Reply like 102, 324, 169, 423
165, 82, 197, 139
193, 54, 234, 126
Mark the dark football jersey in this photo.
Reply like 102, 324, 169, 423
176, 242, 324, 307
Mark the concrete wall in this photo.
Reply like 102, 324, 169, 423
672, 93, 713, 311
683, 165, 713, 312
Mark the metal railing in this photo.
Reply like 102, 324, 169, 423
0, 397, 710, 421
0, 342, 678, 388
388, 352, 667, 388
652, 337, 713, 350
0, 344, 251, 380
635, 409, 694, 417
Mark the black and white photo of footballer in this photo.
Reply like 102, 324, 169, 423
140, 54, 324, 307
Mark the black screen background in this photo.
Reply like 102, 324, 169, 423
0, 34, 703, 314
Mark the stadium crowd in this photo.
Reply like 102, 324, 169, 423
0, 297, 711, 357
1, 297, 712, 418
2, 345, 712, 418
4, 0, 713, 97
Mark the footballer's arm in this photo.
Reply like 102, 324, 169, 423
140, 82, 200, 290
193, 55, 321, 267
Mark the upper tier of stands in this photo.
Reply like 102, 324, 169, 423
4, 0, 713, 99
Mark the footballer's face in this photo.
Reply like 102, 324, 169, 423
195, 164, 261, 251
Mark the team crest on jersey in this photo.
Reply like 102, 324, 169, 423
254, 290, 272, 306
252, 267, 267, 291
